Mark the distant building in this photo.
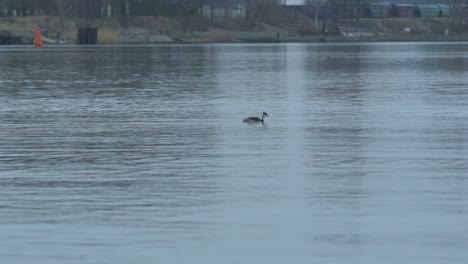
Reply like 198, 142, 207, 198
415, 4, 449, 17
282, 0, 328, 19
370, 2, 392, 18
438, 4, 450, 16
415, 4, 441, 17
201, 0, 246, 19
391, 4, 415, 18
373, 0, 439, 4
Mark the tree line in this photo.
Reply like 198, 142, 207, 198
0, 1, 287, 28
1, 0, 467, 32
0, 0, 285, 18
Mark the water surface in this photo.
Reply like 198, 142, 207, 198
0, 43, 467, 263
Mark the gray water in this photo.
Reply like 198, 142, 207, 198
0, 43, 467, 264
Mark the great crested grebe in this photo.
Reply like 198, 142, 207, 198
243, 112, 269, 123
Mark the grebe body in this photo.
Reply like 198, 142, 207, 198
243, 112, 269, 123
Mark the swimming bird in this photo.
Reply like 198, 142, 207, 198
243, 112, 269, 123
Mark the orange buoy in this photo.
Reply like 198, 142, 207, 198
33, 26, 43, 47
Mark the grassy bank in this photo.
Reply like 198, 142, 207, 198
1, 16, 467, 44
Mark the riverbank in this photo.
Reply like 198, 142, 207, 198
1, 16, 467, 44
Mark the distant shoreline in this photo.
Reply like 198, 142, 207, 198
1, 16, 467, 45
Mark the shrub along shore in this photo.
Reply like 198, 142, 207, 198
1, 16, 467, 45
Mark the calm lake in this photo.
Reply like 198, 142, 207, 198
0, 43, 467, 263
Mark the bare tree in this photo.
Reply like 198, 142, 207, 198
305, 0, 322, 34
119, 0, 128, 27
349, 0, 371, 23
243, 0, 282, 29
444, 0, 468, 29
55, 0, 81, 33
